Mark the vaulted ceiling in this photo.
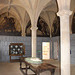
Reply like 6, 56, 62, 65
0, 0, 75, 36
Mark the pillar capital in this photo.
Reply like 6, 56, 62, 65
31, 27, 38, 31
21, 32, 26, 37
57, 10, 72, 16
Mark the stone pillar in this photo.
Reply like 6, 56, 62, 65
21, 24, 25, 37
31, 26, 38, 57
57, 10, 72, 75
21, 30, 25, 37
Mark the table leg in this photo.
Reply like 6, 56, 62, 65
25, 64, 28, 75
10, 56, 11, 62
37, 73, 40, 75
35, 72, 40, 75
51, 69, 55, 75
20, 60, 22, 69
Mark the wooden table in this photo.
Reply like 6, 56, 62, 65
20, 57, 56, 75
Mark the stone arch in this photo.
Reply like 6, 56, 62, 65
0, 6, 21, 25
23, 12, 30, 35
37, 17, 50, 36
0, 12, 21, 36
38, 0, 58, 37
0, 5, 31, 37
72, 12, 75, 33
25, 20, 31, 36
25, 17, 50, 37
52, 15, 60, 37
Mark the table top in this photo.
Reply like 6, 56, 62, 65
20, 57, 57, 71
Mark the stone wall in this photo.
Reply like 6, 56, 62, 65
0, 35, 75, 65
0, 36, 31, 62
70, 34, 75, 64
52, 34, 75, 64
0, 36, 50, 62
